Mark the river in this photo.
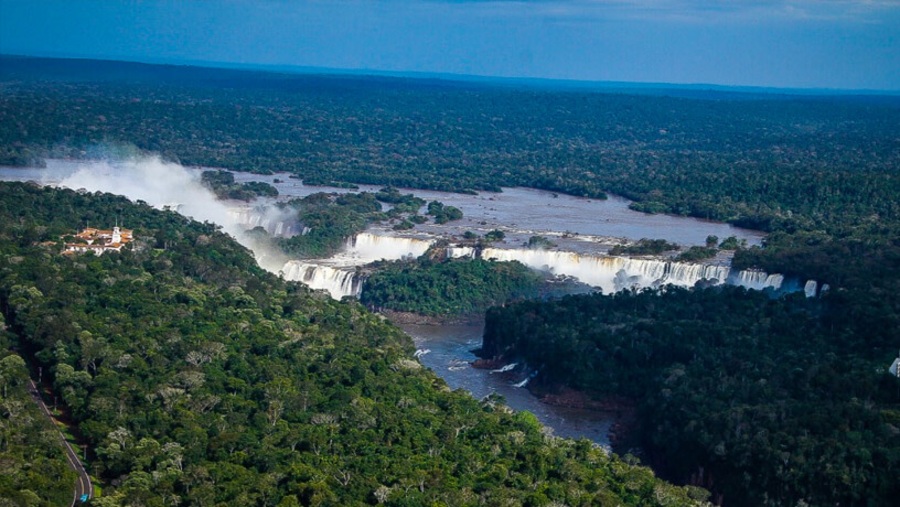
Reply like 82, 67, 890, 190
227, 170, 765, 250
400, 322, 614, 444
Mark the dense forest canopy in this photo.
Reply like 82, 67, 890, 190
360, 257, 545, 317
482, 286, 900, 506
276, 192, 382, 258
2, 56, 899, 243
0, 182, 704, 506
0, 346, 77, 505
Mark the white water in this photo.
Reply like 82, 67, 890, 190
227, 208, 299, 237
280, 233, 435, 298
283, 236, 790, 298
513, 378, 531, 388
346, 233, 433, 262
451, 247, 783, 293
232, 173, 797, 297
226, 171, 766, 248
804, 280, 818, 298
280, 262, 362, 299
0, 161, 798, 299
404, 323, 613, 445
732, 269, 785, 291
490, 363, 518, 374
0, 159, 807, 447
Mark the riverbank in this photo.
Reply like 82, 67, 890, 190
468, 354, 637, 448
532, 386, 638, 449
398, 322, 616, 445
378, 309, 485, 326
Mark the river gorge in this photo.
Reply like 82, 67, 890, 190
2, 157, 808, 446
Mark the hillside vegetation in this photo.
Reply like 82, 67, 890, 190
0, 345, 77, 505
0, 182, 703, 506
481, 282, 900, 506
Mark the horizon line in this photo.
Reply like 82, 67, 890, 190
2, 51, 899, 97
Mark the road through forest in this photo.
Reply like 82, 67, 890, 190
26, 378, 93, 506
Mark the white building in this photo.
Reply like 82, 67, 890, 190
64, 226, 133, 255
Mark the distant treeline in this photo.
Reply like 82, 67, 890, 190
2, 56, 899, 241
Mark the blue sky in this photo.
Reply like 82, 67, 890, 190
1, 0, 898, 90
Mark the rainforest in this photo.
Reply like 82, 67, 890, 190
1, 56, 899, 506
0, 181, 705, 506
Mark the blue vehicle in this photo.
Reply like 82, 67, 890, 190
79, 493, 89, 503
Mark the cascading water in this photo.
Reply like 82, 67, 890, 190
450, 246, 785, 294
280, 233, 435, 297
227, 209, 298, 237
804, 280, 818, 298
728, 270, 784, 291
283, 234, 794, 299
281, 262, 362, 299
447, 246, 477, 259
345, 233, 433, 262
461, 247, 730, 293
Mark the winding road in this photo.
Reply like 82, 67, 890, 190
27, 379, 93, 505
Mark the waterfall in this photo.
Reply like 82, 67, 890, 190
491, 363, 518, 374
281, 261, 362, 299
449, 246, 795, 294
279, 231, 794, 300
279, 233, 433, 297
344, 233, 433, 262
729, 270, 784, 291
226, 207, 299, 238
448, 246, 477, 259
471, 247, 733, 293
804, 280, 818, 298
